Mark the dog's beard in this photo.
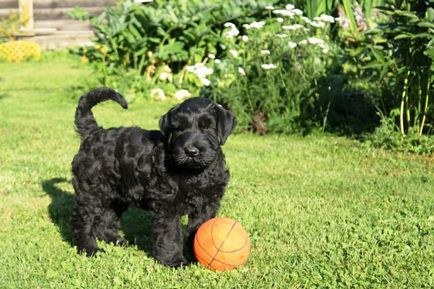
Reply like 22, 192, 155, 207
170, 149, 216, 170
168, 139, 218, 170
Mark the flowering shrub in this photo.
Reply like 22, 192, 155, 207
0, 41, 41, 62
187, 3, 337, 133
70, 0, 271, 99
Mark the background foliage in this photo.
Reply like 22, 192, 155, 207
206, 5, 335, 134
70, 0, 273, 96
342, 0, 434, 153
67, 0, 434, 153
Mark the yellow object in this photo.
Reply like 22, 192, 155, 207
95, 45, 107, 55
80, 56, 89, 64
0, 41, 41, 63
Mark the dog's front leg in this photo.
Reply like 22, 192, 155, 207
184, 202, 220, 259
187, 185, 225, 236
187, 203, 219, 236
152, 213, 188, 267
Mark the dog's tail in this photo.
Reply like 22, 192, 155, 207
75, 87, 128, 138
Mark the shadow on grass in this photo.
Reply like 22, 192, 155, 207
41, 178, 154, 256
42, 178, 74, 244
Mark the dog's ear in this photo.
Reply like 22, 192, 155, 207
159, 113, 170, 136
159, 113, 173, 144
215, 104, 236, 145
159, 105, 179, 142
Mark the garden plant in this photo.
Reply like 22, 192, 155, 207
70, 0, 433, 153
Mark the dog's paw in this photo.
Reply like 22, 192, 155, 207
115, 237, 129, 247
168, 260, 192, 268
159, 256, 191, 268
77, 245, 102, 257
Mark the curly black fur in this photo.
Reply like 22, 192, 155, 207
71, 88, 236, 267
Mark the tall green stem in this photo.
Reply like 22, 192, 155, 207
419, 76, 431, 136
415, 73, 422, 129
400, 70, 410, 135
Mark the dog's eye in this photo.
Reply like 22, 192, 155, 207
199, 118, 212, 130
200, 123, 209, 130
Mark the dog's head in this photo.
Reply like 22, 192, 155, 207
159, 97, 236, 170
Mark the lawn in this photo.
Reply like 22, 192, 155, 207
0, 54, 433, 288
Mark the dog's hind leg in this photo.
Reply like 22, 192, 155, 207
95, 201, 129, 246
72, 197, 101, 256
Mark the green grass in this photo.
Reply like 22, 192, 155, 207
0, 54, 433, 288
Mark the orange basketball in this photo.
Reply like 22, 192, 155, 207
193, 217, 250, 271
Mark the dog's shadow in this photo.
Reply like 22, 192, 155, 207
42, 178, 154, 255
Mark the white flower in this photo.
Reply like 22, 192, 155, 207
158, 65, 173, 82
310, 21, 326, 28
200, 78, 211, 86
229, 49, 239, 58
317, 42, 330, 53
300, 37, 329, 53
244, 21, 265, 30
276, 33, 288, 38
276, 17, 284, 23
288, 41, 297, 48
301, 16, 312, 24
320, 14, 335, 23
208, 53, 215, 59
251, 21, 266, 29
260, 49, 271, 56
285, 4, 295, 10
241, 35, 249, 42
321, 45, 330, 54
186, 63, 212, 86
187, 63, 213, 78
292, 9, 303, 15
273, 9, 295, 18
174, 89, 192, 100
150, 88, 166, 101
282, 24, 304, 30
225, 27, 239, 38
214, 59, 221, 64
335, 16, 343, 23
265, 5, 274, 10
307, 37, 325, 45
223, 22, 239, 38
238, 67, 246, 75
261, 63, 277, 70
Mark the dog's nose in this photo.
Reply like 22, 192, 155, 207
185, 145, 200, 157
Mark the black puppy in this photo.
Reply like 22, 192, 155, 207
71, 87, 236, 267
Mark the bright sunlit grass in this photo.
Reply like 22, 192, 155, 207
0, 54, 433, 288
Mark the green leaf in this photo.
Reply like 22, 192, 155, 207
342, 0, 357, 33
348, 47, 365, 57
412, 33, 434, 39
133, 46, 148, 58
427, 8, 434, 22
128, 24, 141, 40
417, 22, 434, 29
370, 48, 386, 63
363, 62, 384, 69
394, 34, 412, 40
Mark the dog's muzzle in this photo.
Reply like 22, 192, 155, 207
184, 145, 200, 157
